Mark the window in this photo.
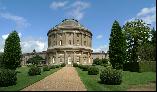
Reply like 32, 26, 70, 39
84, 34, 86, 38
84, 41, 86, 46
69, 33, 71, 36
53, 41, 55, 46
77, 40, 79, 45
59, 40, 62, 46
77, 34, 79, 37
69, 40, 72, 45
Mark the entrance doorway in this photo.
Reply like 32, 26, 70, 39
68, 57, 72, 65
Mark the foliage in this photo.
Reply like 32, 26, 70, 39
0, 66, 60, 91
123, 61, 156, 72
2, 31, 22, 70
43, 65, 50, 71
78, 64, 83, 69
100, 67, 122, 85
50, 65, 56, 69
0, 69, 17, 87
73, 63, 78, 67
76, 67, 156, 91
123, 19, 151, 63
109, 20, 127, 69
55, 65, 60, 68
123, 62, 140, 72
88, 66, 99, 75
27, 55, 44, 65
93, 58, 102, 65
61, 63, 66, 67
82, 65, 90, 71
0, 53, 3, 67
28, 66, 41, 76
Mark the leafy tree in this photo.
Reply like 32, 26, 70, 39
0, 53, 3, 67
123, 19, 151, 62
27, 55, 44, 65
109, 20, 126, 69
2, 31, 22, 70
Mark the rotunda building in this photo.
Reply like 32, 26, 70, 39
47, 19, 93, 66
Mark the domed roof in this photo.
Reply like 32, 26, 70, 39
52, 19, 88, 30
48, 19, 92, 36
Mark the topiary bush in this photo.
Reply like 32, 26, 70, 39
43, 65, 50, 71
100, 67, 122, 85
82, 65, 90, 71
28, 66, 41, 76
0, 68, 17, 87
88, 66, 99, 75
50, 65, 56, 69
55, 65, 60, 68
78, 64, 83, 69
61, 63, 66, 67
73, 63, 78, 67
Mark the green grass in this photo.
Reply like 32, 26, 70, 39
0, 66, 61, 91
76, 67, 156, 91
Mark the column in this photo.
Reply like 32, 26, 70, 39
64, 51, 66, 64
80, 51, 83, 64
73, 51, 75, 63
73, 32, 75, 46
81, 33, 83, 46
87, 52, 89, 64
56, 51, 58, 64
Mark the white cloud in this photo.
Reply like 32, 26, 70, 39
96, 35, 103, 39
2, 34, 9, 40
137, 7, 156, 17
21, 38, 47, 53
49, 1, 90, 20
67, 1, 90, 20
92, 45, 109, 53
126, 6, 156, 27
49, 1, 68, 10
0, 12, 30, 29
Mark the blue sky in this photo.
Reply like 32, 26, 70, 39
0, 0, 156, 53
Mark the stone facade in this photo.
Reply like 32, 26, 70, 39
47, 19, 93, 66
21, 19, 109, 66
21, 51, 109, 66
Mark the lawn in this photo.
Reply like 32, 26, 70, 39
76, 67, 156, 91
0, 66, 61, 91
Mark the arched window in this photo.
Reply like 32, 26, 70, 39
84, 41, 86, 46
59, 40, 62, 46
69, 40, 71, 45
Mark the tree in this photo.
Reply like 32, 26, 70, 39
27, 55, 44, 65
2, 31, 22, 70
151, 28, 156, 61
109, 20, 126, 69
123, 19, 151, 62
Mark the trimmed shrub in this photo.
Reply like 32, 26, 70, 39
88, 66, 99, 75
50, 65, 56, 69
139, 61, 156, 72
93, 58, 102, 65
100, 67, 122, 85
28, 66, 41, 76
0, 69, 17, 87
55, 65, 60, 68
123, 62, 139, 72
43, 65, 50, 71
61, 63, 66, 67
92, 64, 96, 66
82, 65, 90, 71
73, 63, 78, 67
78, 64, 83, 69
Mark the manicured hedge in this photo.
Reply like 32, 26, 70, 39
123, 61, 156, 72
100, 67, 122, 85
123, 62, 139, 72
0, 69, 17, 87
139, 61, 156, 72
88, 66, 99, 75
61, 63, 66, 67
28, 66, 41, 76
73, 63, 78, 67
43, 65, 50, 71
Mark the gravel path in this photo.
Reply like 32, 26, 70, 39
22, 67, 87, 91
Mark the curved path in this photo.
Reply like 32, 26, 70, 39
22, 67, 86, 91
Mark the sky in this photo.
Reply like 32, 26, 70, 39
0, 0, 156, 53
